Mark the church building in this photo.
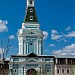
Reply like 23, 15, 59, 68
9, 0, 54, 75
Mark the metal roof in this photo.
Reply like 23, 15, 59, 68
54, 55, 75, 58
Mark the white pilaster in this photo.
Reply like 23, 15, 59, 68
56, 58, 58, 64
37, 39, 38, 55
24, 39, 26, 54
39, 39, 41, 55
27, 43, 28, 54
66, 58, 68, 64
51, 64, 54, 75
34, 42, 35, 53
55, 65, 57, 75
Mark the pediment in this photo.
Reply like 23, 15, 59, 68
27, 58, 38, 62
27, 53, 37, 57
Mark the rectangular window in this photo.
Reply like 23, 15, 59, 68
45, 58, 50, 61
58, 58, 66, 64
57, 69, 59, 73
67, 58, 72, 64
67, 69, 69, 73
62, 69, 64, 73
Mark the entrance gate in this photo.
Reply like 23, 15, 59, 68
26, 69, 37, 75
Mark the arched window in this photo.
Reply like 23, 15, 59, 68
28, 41, 34, 53
26, 69, 37, 75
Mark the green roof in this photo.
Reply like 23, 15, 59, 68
24, 7, 38, 23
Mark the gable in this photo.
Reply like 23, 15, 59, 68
27, 58, 38, 62
25, 57, 38, 63
27, 53, 37, 57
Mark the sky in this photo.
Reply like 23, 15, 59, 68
0, 0, 75, 57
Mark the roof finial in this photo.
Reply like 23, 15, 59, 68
27, 0, 34, 7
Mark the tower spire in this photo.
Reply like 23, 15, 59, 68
24, 0, 38, 23
18, 0, 43, 55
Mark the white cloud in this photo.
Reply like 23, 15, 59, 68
43, 31, 48, 40
53, 50, 61, 55
0, 20, 8, 32
65, 26, 71, 31
51, 29, 75, 42
65, 31, 75, 38
51, 30, 62, 40
51, 35, 62, 40
52, 43, 75, 55
57, 38, 68, 42
9, 35, 15, 39
52, 30, 58, 34
49, 44, 55, 47
45, 50, 48, 52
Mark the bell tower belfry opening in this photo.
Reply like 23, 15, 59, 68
18, 0, 43, 55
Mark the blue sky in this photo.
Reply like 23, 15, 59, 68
0, 0, 75, 57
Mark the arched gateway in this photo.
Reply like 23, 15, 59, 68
26, 69, 37, 75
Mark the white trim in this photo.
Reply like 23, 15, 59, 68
37, 39, 38, 55
27, 58, 38, 62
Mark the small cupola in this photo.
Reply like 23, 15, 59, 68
27, 0, 34, 7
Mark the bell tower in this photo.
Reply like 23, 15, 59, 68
18, 0, 43, 55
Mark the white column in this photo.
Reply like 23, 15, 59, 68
34, 41, 36, 53
19, 38, 23, 54
66, 58, 68, 64
24, 39, 26, 54
39, 39, 41, 55
39, 64, 43, 75
55, 65, 57, 75
18, 65, 21, 75
18, 42, 20, 54
51, 64, 54, 75
56, 58, 58, 64
37, 39, 38, 55
20, 45, 22, 54
21, 45, 22, 54
27, 43, 28, 54
19, 40, 21, 54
